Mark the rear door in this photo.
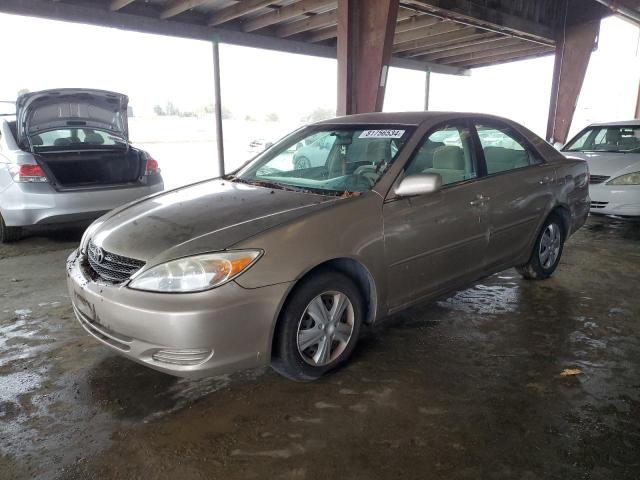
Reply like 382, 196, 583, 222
471, 120, 555, 270
383, 122, 489, 310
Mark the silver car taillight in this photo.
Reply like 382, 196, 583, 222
10, 164, 48, 183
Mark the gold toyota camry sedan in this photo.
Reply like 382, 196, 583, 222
67, 112, 590, 381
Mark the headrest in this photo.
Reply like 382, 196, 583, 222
53, 138, 71, 146
31, 134, 43, 146
433, 146, 464, 170
84, 133, 105, 145
366, 140, 390, 162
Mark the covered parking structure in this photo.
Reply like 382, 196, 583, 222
1, 3, 640, 480
1, 0, 637, 173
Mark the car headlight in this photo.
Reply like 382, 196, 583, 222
128, 250, 262, 293
607, 172, 640, 185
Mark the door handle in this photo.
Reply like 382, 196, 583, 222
469, 194, 490, 206
539, 175, 553, 184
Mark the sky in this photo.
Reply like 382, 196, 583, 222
0, 12, 638, 139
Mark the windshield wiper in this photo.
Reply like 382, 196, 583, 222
228, 176, 307, 193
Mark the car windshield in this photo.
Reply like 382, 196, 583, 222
233, 126, 414, 195
31, 128, 127, 150
564, 125, 640, 153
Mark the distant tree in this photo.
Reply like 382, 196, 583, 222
244, 114, 256, 122
165, 101, 180, 116
17, 88, 30, 97
203, 104, 215, 114
221, 106, 233, 120
265, 112, 279, 122
302, 107, 335, 123
153, 104, 165, 116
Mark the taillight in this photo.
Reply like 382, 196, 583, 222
145, 158, 160, 176
10, 164, 48, 183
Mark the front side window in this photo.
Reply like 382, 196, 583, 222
405, 125, 477, 186
235, 126, 413, 195
563, 125, 640, 153
475, 124, 536, 174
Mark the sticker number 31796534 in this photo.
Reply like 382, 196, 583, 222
359, 129, 405, 139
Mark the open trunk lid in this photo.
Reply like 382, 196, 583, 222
16, 89, 129, 147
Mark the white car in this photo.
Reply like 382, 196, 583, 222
562, 120, 640, 218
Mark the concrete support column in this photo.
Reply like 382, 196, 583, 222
546, 19, 600, 145
337, 0, 399, 115
635, 79, 640, 120
212, 38, 225, 176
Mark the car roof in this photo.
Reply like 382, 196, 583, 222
587, 119, 640, 127
313, 111, 518, 128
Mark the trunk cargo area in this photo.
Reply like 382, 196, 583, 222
37, 149, 143, 189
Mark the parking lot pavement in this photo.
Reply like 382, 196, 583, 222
1, 217, 639, 480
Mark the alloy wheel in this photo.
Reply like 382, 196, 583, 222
296, 291, 355, 367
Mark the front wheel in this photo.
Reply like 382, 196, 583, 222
517, 214, 565, 280
272, 271, 363, 381
0, 214, 22, 243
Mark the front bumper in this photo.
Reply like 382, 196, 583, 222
66, 250, 290, 378
589, 184, 640, 217
1, 180, 164, 227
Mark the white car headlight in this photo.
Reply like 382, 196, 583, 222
607, 172, 640, 185
129, 250, 262, 293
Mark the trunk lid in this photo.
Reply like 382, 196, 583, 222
16, 89, 129, 146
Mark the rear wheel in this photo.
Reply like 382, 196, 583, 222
517, 214, 564, 280
0, 214, 21, 243
272, 271, 363, 381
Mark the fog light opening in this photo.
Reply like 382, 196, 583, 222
151, 348, 213, 366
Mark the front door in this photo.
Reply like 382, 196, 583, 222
383, 123, 489, 310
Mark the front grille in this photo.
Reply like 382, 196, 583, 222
87, 240, 145, 284
590, 201, 608, 209
589, 175, 610, 184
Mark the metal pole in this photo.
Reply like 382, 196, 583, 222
424, 69, 431, 111
212, 38, 225, 176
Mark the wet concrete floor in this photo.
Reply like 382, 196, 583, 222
0, 217, 639, 479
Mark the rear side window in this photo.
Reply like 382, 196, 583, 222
475, 124, 539, 175
405, 125, 478, 186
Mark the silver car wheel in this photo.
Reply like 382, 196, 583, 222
539, 223, 561, 269
296, 291, 355, 367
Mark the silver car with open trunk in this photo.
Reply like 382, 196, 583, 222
0, 88, 163, 242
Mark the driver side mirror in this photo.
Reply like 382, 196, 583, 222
394, 173, 442, 197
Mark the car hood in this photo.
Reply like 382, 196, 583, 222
90, 179, 336, 266
16, 89, 128, 145
563, 151, 640, 177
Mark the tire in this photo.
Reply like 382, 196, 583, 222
294, 156, 311, 170
0, 214, 22, 243
272, 271, 364, 381
516, 214, 565, 280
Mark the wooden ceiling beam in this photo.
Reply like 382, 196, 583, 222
277, 9, 337, 37
243, 0, 335, 32
208, 0, 276, 27
456, 47, 553, 69
109, 0, 136, 11
393, 25, 475, 52
160, 0, 207, 20
446, 44, 552, 66
394, 14, 440, 33
393, 21, 462, 45
403, 32, 498, 57
419, 36, 523, 62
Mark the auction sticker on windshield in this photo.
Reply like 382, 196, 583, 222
359, 129, 405, 139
